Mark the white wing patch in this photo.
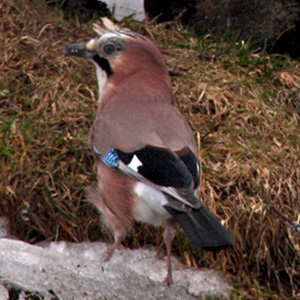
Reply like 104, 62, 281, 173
128, 155, 143, 172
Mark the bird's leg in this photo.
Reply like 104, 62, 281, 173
163, 219, 176, 285
105, 235, 122, 262
105, 229, 126, 262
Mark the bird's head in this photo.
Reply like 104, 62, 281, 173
66, 30, 168, 79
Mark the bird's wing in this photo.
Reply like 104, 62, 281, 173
91, 101, 201, 209
116, 146, 201, 209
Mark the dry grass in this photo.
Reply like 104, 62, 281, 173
1, 1, 300, 299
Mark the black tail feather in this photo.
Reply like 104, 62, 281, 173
164, 205, 234, 250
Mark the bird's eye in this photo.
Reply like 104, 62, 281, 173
103, 43, 116, 55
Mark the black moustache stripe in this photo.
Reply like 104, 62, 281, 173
93, 54, 113, 77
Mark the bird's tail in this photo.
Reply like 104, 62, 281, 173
164, 204, 234, 250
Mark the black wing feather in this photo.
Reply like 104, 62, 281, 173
116, 146, 197, 189
177, 151, 200, 188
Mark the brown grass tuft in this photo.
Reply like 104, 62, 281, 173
1, 1, 300, 298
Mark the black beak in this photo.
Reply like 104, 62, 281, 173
65, 43, 96, 59
66, 42, 114, 77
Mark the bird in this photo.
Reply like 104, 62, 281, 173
66, 28, 234, 285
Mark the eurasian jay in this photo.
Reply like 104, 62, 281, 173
66, 29, 234, 284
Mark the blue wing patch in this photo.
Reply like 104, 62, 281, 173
93, 146, 119, 167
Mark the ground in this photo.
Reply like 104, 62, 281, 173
1, 0, 300, 298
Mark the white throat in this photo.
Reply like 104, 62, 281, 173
94, 64, 108, 102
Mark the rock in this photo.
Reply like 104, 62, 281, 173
0, 238, 232, 299
102, 0, 146, 21
0, 284, 8, 300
